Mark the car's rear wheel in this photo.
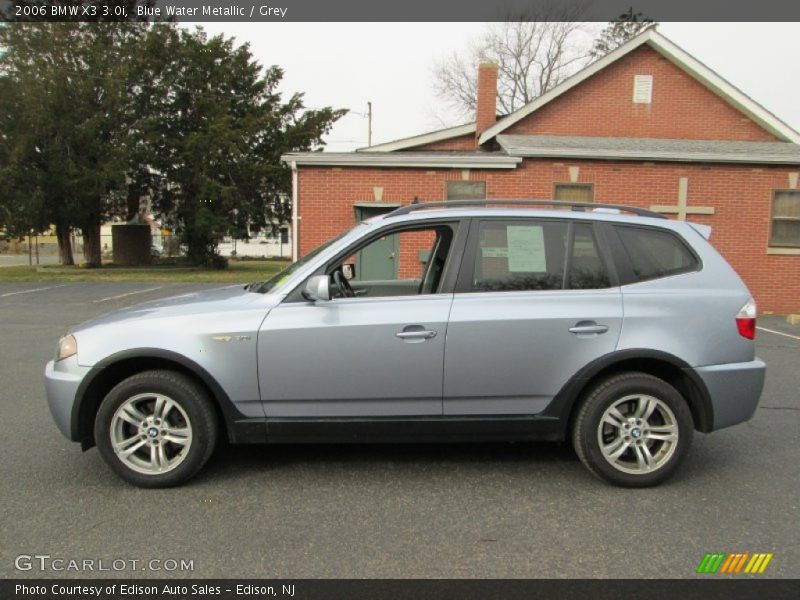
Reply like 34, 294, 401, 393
94, 370, 218, 488
572, 372, 693, 487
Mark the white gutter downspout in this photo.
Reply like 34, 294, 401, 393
290, 161, 299, 262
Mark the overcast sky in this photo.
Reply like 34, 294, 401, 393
191, 22, 800, 152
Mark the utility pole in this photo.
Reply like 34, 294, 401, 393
367, 101, 372, 147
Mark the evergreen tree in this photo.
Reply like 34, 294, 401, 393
143, 27, 346, 267
590, 8, 656, 59
0, 21, 345, 267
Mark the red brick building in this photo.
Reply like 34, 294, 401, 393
282, 29, 800, 313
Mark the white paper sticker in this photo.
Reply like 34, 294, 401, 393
507, 225, 546, 272
481, 247, 509, 258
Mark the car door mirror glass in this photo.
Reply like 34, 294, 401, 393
302, 275, 331, 302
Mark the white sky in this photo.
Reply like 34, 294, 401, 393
190, 22, 800, 151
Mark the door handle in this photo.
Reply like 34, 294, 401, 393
395, 330, 437, 340
569, 323, 609, 335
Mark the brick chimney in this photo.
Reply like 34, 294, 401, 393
475, 62, 498, 146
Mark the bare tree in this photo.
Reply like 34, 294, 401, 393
433, 3, 594, 121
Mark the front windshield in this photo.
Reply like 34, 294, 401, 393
253, 226, 360, 294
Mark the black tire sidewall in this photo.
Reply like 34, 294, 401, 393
574, 373, 694, 487
94, 371, 217, 488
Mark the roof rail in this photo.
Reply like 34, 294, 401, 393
386, 199, 667, 219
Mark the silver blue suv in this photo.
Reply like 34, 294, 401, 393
44, 200, 766, 488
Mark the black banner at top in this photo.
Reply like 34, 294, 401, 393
2, 0, 800, 22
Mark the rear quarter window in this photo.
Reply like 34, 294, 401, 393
615, 225, 699, 282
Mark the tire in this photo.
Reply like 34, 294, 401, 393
572, 372, 693, 487
94, 370, 218, 488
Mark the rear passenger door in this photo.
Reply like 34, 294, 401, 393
443, 218, 623, 416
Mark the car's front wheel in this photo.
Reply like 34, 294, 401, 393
94, 370, 218, 488
572, 372, 693, 487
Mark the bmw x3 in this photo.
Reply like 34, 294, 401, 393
44, 200, 766, 487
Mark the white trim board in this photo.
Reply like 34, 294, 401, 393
281, 153, 521, 169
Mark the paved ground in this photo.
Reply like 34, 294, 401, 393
0, 282, 797, 579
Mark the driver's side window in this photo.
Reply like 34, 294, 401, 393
330, 225, 454, 299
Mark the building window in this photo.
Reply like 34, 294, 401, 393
770, 191, 800, 247
447, 181, 486, 200
554, 183, 594, 202
633, 74, 653, 104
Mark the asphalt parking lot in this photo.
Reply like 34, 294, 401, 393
0, 281, 798, 579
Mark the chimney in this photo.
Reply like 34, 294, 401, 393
475, 62, 498, 146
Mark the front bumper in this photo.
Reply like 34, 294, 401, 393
695, 359, 766, 431
44, 356, 92, 441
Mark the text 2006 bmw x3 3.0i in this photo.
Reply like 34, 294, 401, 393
45, 200, 766, 488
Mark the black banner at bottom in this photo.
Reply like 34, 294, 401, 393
3, 579, 799, 600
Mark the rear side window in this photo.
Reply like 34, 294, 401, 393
615, 225, 699, 282
470, 220, 610, 292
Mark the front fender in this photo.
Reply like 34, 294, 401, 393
72, 348, 266, 449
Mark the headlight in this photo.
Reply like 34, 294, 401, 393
56, 335, 77, 361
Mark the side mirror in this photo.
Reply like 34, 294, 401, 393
302, 275, 331, 302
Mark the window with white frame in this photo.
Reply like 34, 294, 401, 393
770, 191, 800, 247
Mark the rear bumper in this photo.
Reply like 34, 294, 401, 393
695, 359, 766, 431
44, 357, 91, 441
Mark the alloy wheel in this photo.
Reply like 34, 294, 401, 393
596, 394, 679, 475
110, 393, 193, 475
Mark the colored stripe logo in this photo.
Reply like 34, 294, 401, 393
696, 552, 773, 574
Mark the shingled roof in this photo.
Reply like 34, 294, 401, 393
496, 135, 800, 164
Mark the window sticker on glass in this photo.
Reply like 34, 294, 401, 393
507, 225, 546, 272
481, 247, 509, 258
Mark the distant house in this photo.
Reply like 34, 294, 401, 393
282, 28, 800, 313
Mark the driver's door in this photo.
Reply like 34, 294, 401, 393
257, 222, 461, 418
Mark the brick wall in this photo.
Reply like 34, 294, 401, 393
476, 62, 499, 138
406, 134, 476, 151
504, 46, 777, 142
296, 161, 800, 313
295, 42, 799, 311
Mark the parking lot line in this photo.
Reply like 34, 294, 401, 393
0, 284, 66, 298
756, 326, 800, 341
93, 286, 164, 303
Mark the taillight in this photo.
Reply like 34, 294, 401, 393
736, 298, 757, 340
